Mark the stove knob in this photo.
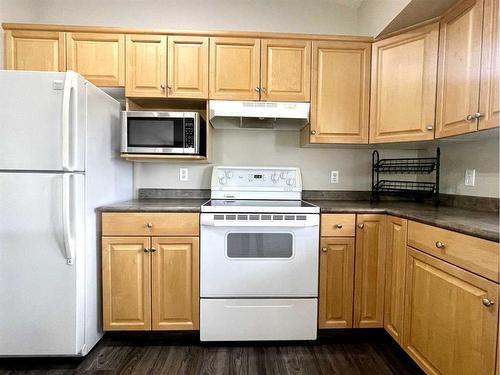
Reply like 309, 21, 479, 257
286, 178, 295, 186
225, 171, 233, 178
271, 173, 279, 183
219, 177, 227, 185
280, 172, 288, 179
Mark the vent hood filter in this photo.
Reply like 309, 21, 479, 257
209, 100, 310, 131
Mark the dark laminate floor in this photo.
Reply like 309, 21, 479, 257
0, 330, 424, 375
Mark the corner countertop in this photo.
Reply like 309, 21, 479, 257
98, 199, 499, 242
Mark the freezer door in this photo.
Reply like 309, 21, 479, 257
0, 172, 85, 356
0, 71, 85, 172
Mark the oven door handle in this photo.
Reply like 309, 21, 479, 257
201, 220, 319, 228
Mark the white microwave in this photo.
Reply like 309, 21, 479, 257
121, 111, 202, 154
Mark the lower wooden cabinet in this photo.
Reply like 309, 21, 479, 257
102, 234, 199, 331
102, 237, 152, 330
404, 247, 499, 375
384, 216, 407, 344
151, 237, 199, 330
354, 214, 387, 328
319, 237, 355, 328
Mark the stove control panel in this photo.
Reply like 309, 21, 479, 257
211, 166, 302, 200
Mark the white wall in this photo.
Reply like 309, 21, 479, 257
357, 0, 410, 36
134, 129, 418, 192
0, 0, 37, 69
427, 137, 500, 198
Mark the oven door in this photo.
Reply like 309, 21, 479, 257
200, 213, 319, 298
124, 112, 190, 154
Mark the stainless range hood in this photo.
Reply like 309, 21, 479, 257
209, 100, 310, 130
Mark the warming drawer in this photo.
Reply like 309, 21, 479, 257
200, 298, 317, 341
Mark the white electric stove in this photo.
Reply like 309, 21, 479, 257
200, 166, 319, 341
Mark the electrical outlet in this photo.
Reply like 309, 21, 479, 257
464, 169, 476, 186
330, 171, 339, 184
179, 168, 188, 181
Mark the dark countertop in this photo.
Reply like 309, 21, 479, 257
98, 199, 499, 242
98, 198, 209, 213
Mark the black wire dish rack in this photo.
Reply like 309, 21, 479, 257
371, 148, 440, 205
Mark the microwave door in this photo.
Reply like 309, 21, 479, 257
126, 116, 186, 154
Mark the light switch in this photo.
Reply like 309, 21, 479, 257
464, 169, 475, 186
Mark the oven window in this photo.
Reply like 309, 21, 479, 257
226, 233, 293, 258
127, 117, 184, 148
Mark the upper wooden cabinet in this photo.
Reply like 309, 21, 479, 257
354, 214, 386, 328
435, 0, 484, 138
384, 216, 407, 345
403, 247, 499, 375
151, 237, 199, 330
209, 37, 260, 100
370, 23, 439, 143
67, 32, 125, 86
306, 41, 371, 144
4, 30, 66, 72
260, 39, 311, 101
319, 237, 355, 329
167, 36, 209, 99
126, 34, 167, 97
479, 0, 500, 130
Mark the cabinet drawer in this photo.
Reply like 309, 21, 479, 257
407, 221, 499, 282
102, 212, 199, 236
321, 214, 356, 236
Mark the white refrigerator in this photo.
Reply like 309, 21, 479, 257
0, 70, 132, 356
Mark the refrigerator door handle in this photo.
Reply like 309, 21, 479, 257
61, 71, 77, 171
62, 173, 75, 265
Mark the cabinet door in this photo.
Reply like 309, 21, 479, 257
309, 41, 371, 144
151, 237, 199, 330
126, 34, 167, 97
167, 36, 208, 99
370, 23, 439, 143
67, 32, 125, 86
436, 0, 484, 138
479, 0, 500, 130
102, 237, 151, 330
404, 247, 498, 375
209, 37, 260, 100
384, 216, 407, 344
5, 30, 66, 72
319, 237, 355, 328
261, 39, 311, 102
354, 214, 386, 328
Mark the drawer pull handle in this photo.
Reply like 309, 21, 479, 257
146, 222, 153, 228
144, 248, 149, 253
150, 247, 157, 253
321, 247, 328, 252
357, 223, 364, 229
335, 224, 343, 229
482, 298, 495, 307
435, 241, 445, 249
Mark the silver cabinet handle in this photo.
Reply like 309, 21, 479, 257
426, 125, 434, 130
261, 87, 266, 92
473, 112, 483, 119
255, 87, 261, 92
311, 130, 317, 135
144, 248, 149, 253
336, 224, 343, 229
160, 84, 166, 90
146, 222, 153, 228
167, 85, 172, 90
150, 247, 157, 253
465, 114, 474, 121
482, 298, 495, 307
357, 223, 364, 229
435, 241, 445, 249
321, 247, 328, 252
